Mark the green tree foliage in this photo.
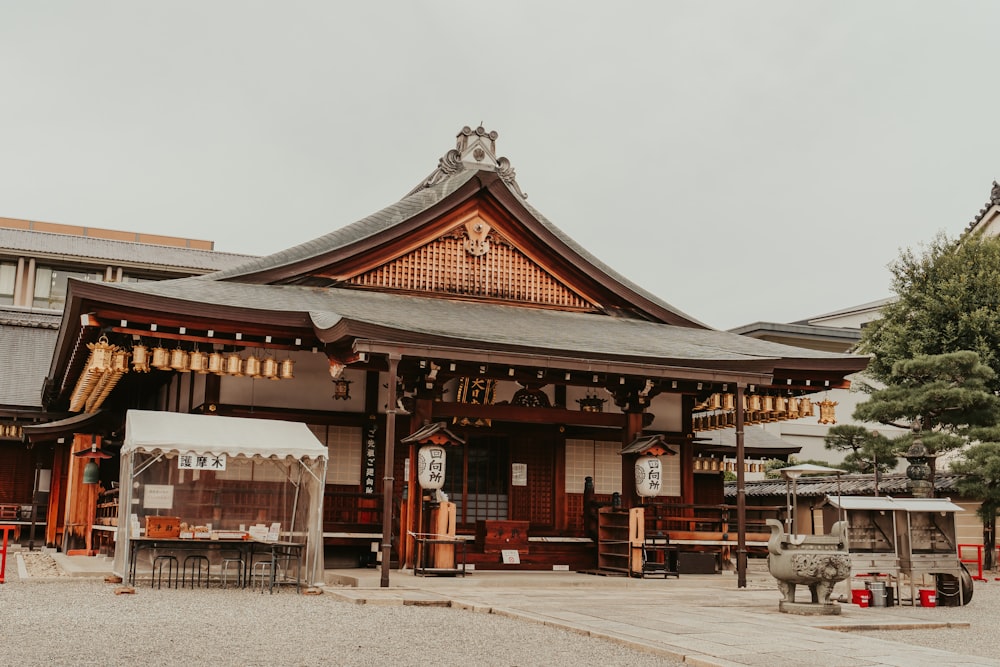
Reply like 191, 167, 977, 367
951, 438, 1000, 570
859, 232, 1000, 393
853, 351, 1000, 460
823, 424, 898, 474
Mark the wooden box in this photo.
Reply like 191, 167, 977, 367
145, 516, 181, 538
475, 520, 529, 554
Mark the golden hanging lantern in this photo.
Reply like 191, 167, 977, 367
132, 344, 150, 372
721, 393, 735, 411
761, 395, 775, 413
189, 350, 208, 373
817, 399, 838, 425
279, 358, 295, 380
89, 335, 115, 372
225, 352, 244, 376
707, 394, 722, 410
111, 349, 130, 373
786, 397, 799, 417
748, 394, 762, 411
207, 351, 225, 375
151, 346, 170, 370
169, 348, 190, 372
261, 356, 279, 380
244, 352, 262, 378
799, 398, 814, 418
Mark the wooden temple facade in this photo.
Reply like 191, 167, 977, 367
37, 126, 868, 579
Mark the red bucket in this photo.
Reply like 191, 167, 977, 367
852, 589, 870, 607
919, 589, 936, 607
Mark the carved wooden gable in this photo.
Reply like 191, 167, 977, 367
346, 209, 597, 311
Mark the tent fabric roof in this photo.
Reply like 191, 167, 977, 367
827, 495, 964, 513
122, 410, 327, 461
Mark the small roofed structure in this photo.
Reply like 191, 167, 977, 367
619, 434, 679, 457
827, 495, 971, 605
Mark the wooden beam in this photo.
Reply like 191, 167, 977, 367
432, 401, 626, 427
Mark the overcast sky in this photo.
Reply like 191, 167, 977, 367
2, 2, 999, 330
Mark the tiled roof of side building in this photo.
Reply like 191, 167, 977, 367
0, 321, 57, 407
0, 227, 256, 273
724, 472, 964, 497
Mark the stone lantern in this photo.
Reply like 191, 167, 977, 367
904, 430, 933, 498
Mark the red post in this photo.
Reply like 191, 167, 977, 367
0, 524, 15, 584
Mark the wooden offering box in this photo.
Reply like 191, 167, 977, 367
476, 520, 529, 554
145, 516, 181, 538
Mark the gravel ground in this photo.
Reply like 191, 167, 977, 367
851, 576, 1000, 661
3, 552, 682, 667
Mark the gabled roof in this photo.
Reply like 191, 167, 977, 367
43, 127, 871, 410
202, 126, 707, 327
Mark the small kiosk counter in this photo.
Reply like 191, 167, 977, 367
113, 410, 328, 591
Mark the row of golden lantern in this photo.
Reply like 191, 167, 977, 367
693, 457, 768, 473
69, 336, 298, 413
130, 344, 296, 380
692, 393, 837, 431
0, 423, 24, 439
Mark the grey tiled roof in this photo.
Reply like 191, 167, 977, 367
207, 170, 480, 280
696, 426, 803, 452
0, 307, 61, 329
104, 279, 863, 365
0, 227, 255, 273
0, 320, 57, 407
724, 473, 964, 498
206, 161, 708, 327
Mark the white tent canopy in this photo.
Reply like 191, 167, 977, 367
123, 410, 327, 461
114, 410, 328, 588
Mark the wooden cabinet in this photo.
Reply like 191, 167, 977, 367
597, 507, 644, 576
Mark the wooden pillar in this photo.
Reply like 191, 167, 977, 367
404, 395, 434, 568
736, 383, 747, 589
62, 434, 100, 554
620, 412, 644, 506
681, 395, 696, 519
46, 442, 67, 547
380, 353, 399, 588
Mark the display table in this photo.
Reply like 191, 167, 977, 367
128, 537, 305, 592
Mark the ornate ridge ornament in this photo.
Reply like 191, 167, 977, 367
410, 126, 528, 199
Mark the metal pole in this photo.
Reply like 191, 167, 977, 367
736, 384, 747, 589
380, 353, 400, 588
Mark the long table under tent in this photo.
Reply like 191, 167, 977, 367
113, 410, 327, 592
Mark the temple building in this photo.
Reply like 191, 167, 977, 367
31, 126, 868, 577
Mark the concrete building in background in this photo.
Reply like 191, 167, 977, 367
0, 216, 254, 527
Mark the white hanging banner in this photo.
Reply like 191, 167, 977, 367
177, 452, 227, 471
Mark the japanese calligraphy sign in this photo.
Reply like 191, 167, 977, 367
177, 452, 227, 471
453, 377, 496, 427
635, 455, 663, 497
364, 423, 378, 495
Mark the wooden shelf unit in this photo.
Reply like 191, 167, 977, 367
597, 507, 644, 576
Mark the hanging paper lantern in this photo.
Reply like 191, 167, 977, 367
151, 346, 170, 370
417, 444, 446, 489
635, 455, 663, 497
132, 344, 150, 373
188, 350, 208, 373
207, 351, 225, 374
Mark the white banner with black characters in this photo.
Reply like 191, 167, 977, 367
177, 452, 227, 471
